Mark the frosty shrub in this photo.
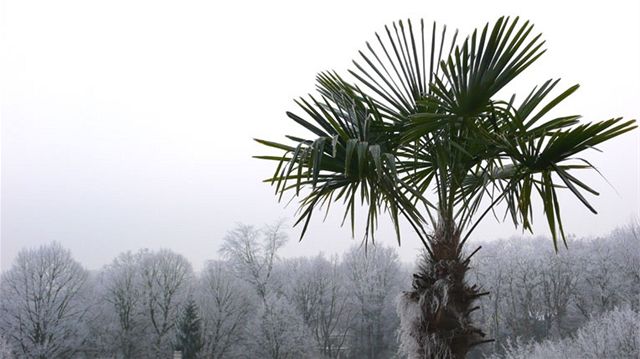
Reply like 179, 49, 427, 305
486, 307, 639, 359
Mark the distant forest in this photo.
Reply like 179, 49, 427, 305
0, 222, 638, 359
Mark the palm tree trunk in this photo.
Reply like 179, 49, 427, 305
398, 224, 487, 359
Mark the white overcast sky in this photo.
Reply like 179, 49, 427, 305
1, 0, 639, 271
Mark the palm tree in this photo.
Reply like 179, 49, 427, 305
255, 17, 636, 358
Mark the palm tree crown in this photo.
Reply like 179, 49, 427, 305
255, 16, 635, 252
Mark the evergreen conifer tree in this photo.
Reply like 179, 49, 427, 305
175, 298, 202, 359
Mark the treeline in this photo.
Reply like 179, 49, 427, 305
0, 222, 406, 359
469, 223, 639, 358
0, 223, 638, 358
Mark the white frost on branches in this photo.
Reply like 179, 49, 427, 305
0, 243, 89, 358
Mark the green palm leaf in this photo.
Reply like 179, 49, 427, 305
255, 72, 429, 246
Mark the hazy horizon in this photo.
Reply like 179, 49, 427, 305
3, 222, 636, 274
2, 0, 639, 272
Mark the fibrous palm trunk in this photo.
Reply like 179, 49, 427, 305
398, 224, 488, 359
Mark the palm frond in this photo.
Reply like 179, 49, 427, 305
349, 19, 457, 118
431, 16, 546, 117
255, 72, 429, 246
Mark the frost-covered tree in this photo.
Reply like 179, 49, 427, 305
246, 294, 315, 359
0, 335, 13, 359
572, 238, 626, 318
220, 222, 316, 358
343, 245, 403, 358
0, 243, 89, 359
97, 252, 147, 358
608, 222, 640, 312
537, 249, 577, 338
468, 238, 577, 351
592, 224, 639, 314
284, 257, 323, 324
174, 298, 202, 359
138, 249, 193, 358
466, 228, 640, 358
219, 222, 287, 300
284, 255, 354, 357
198, 261, 253, 359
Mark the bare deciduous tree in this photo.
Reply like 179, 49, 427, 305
99, 252, 146, 358
247, 294, 315, 359
0, 243, 88, 359
286, 255, 354, 357
220, 222, 287, 300
198, 260, 252, 359
344, 245, 402, 359
138, 249, 193, 358
0, 334, 13, 359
